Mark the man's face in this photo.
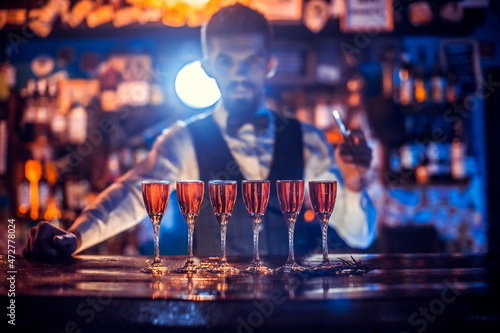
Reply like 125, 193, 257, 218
203, 33, 271, 119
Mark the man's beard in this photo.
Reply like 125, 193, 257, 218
223, 82, 262, 130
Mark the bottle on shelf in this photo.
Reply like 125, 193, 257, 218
426, 141, 451, 182
0, 47, 15, 176
414, 48, 427, 104
451, 119, 466, 180
38, 159, 50, 217
17, 162, 31, 218
446, 70, 459, 104
21, 79, 37, 142
381, 47, 395, 99
431, 54, 446, 104
398, 53, 414, 106
67, 102, 88, 144
25, 159, 42, 220
35, 79, 50, 140
43, 161, 62, 223
47, 79, 64, 142
63, 172, 89, 214
105, 150, 121, 185
0, 116, 6, 176
0, 99, 7, 177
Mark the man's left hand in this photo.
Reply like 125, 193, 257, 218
335, 129, 372, 192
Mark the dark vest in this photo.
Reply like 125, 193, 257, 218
186, 113, 313, 256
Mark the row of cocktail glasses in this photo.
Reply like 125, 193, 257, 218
141, 179, 337, 275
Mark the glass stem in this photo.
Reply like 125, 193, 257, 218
186, 216, 195, 264
220, 222, 228, 265
319, 214, 330, 265
252, 217, 262, 265
151, 216, 161, 265
286, 214, 297, 265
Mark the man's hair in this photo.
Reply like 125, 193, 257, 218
201, 3, 274, 56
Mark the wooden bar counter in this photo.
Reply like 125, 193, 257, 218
2, 253, 500, 332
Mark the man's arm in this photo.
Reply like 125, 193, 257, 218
302, 123, 376, 249
23, 122, 198, 258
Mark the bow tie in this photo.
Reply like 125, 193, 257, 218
226, 114, 270, 136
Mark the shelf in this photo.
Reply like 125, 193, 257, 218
384, 177, 471, 189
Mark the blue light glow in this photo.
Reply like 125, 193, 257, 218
175, 60, 221, 109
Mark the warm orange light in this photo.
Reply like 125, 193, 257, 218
25, 160, 42, 220
46, 161, 58, 186
44, 197, 61, 221
347, 79, 360, 92
304, 209, 315, 222
18, 204, 28, 214
415, 78, 426, 102
348, 93, 361, 107
415, 165, 429, 185
162, 2, 188, 27
325, 128, 345, 145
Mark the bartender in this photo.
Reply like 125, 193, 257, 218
23, 3, 375, 259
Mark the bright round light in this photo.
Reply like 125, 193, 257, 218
175, 60, 221, 109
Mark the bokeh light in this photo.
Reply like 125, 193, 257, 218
175, 60, 221, 109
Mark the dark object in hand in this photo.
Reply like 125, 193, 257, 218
338, 129, 372, 169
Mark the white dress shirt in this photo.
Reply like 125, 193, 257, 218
71, 102, 376, 253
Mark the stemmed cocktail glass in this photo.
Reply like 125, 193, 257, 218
175, 180, 204, 273
242, 180, 273, 274
309, 181, 337, 269
141, 180, 171, 274
208, 180, 240, 274
275, 180, 306, 273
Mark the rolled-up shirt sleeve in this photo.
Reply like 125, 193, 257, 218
70, 121, 198, 253
302, 123, 376, 249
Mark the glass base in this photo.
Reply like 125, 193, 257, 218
208, 262, 240, 275
141, 264, 170, 275
174, 261, 200, 273
243, 262, 274, 274
274, 262, 306, 273
311, 261, 335, 271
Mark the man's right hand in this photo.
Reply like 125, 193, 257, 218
23, 221, 78, 259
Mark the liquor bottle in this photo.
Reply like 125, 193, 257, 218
451, 119, 465, 180
398, 53, 414, 106
64, 0, 95, 28
0, 69, 8, 175
426, 141, 451, 182
38, 159, 50, 216
64, 173, 88, 213
21, 79, 36, 142
0, 46, 16, 175
399, 142, 423, 182
446, 70, 458, 104
46, 79, 59, 141
431, 54, 445, 104
314, 97, 333, 130
67, 103, 88, 144
105, 151, 121, 185
35, 79, 50, 140
381, 48, 395, 99
17, 164, 31, 217
64, 173, 77, 211
0, 117, 6, 175
43, 161, 62, 222
86, 4, 115, 28
414, 48, 427, 104
25, 159, 42, 220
